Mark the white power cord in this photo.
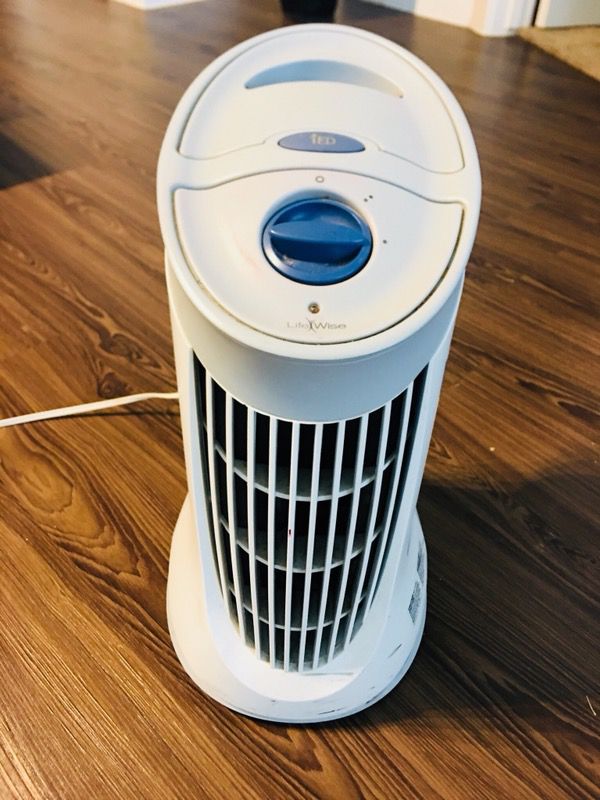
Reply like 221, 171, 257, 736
0, 391, 179, 429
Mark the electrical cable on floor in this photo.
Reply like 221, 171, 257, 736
0, 391, 179, 429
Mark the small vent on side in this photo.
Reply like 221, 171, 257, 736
193, 358, 428, 671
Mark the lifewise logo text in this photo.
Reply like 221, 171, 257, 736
287, 319, 347, 331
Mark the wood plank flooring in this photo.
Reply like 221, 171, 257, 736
0, 1, 598, 797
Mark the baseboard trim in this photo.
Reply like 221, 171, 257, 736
113, 0, 205, 10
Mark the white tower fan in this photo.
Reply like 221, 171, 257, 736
157, 24, 480, 723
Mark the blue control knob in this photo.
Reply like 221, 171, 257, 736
262, 198, 372, 285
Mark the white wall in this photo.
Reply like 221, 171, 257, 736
535, 0, 600, 27
364, 0, 538, 36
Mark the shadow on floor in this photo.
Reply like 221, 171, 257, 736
243, 464, 597, 737
330, 466, 597, 732
0, 132, 55, 189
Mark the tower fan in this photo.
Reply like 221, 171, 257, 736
157, 24, 480, 722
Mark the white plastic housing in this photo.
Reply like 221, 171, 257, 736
158, 24, 480, 722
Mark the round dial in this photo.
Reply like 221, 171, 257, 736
262, 198, 372, 285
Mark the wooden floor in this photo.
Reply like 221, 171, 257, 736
0, 1, 598, 797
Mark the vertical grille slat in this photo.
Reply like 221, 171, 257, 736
194, 362, 219, 581
298, 423, 323, 672
204, 372, 233, 616
283, 423, 300, 671
225, 393, 246, 640
194, 356, 429, 672
246, 408, 261, 655
328, 414, 369, 662
312, 420, 346, 668
267, 417, 278, 667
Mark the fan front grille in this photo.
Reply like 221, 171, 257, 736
194, 358, 426, 671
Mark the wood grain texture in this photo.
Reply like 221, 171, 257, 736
0, 1, 598, 797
